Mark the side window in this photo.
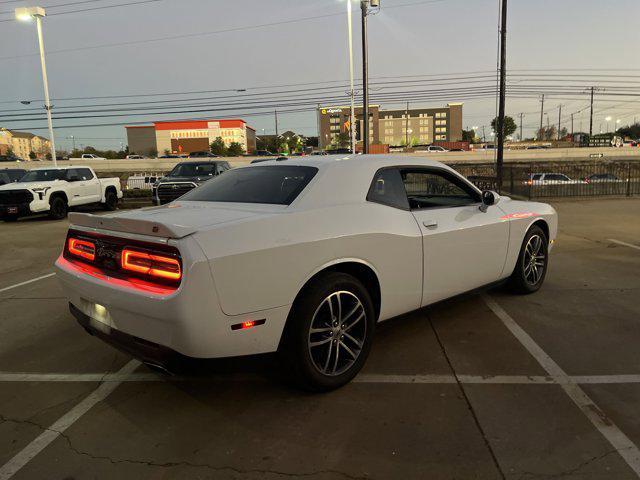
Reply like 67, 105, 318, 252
78, 168, 94, 180
400, 169, 479, 210
66, 169, 80, 181
367, 168, 410, 210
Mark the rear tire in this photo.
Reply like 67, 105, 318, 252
280, 272, 375, 392
507, 224, 549, 294
49, 196, 68, 220
104, 190, 118, 211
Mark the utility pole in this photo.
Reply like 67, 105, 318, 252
346, 0, 356, 154
495, 0, 508, 193
519, 113, 524, 141
589, 86, 595, 138
539, 94, 545, 140
571, 113, 574, 136
361, 0, 370, 154
405, 101, 410, 146
557, 104, 562, 140
274, 109, 279, 137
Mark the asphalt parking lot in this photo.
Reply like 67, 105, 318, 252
1, 198, 639, 480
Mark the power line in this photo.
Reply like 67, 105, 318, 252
0, 0, 166, 22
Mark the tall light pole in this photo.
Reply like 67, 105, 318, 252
16, 7, 57, 166
346, 0, 356, 154
605, 116, 612, 133
360, 0, 379, 154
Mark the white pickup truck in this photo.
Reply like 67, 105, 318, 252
0, 166, 122, 221
69, 153, 106, 161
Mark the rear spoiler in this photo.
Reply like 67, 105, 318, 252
68, 212, 196, 239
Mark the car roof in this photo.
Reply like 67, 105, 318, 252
30, 166, 90, 171
175, 161, 224, 165
244, 154, 475, 209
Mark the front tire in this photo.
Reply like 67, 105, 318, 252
507, 224, 549, 294
104, 190, 118, 211
49, 196, 68, 220
281, 272, 375, 392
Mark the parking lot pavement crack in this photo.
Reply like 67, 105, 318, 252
514, 447, 631, 479
428, 313, 507, 480
55, 434, 372, 480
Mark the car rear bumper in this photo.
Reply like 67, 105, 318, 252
55, 246, 291, 359
71, 302, 189, 371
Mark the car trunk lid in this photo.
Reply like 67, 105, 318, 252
69, 201, 286, 239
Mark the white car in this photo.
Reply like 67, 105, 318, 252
525, 173, 584, 186
70, 153, 107, 161
0, 166, 122, 221
55, 155, 557, 390
417, 145, 449, 153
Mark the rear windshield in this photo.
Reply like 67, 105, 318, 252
180, 165, 318, 205
20, 169, 67, 182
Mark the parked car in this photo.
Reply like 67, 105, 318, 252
417, 145, 449, 153
583, 173, 623, 184
525, 173, 584, 185
188, 151, 219, 158
125, 154, 145, 159
0, 154, 21, 162
0, 168, 26, 186
159, 154, 180, 159
70, 153, 106, 161
311, 151, 329, 156
152, 161, 230, 205
255, 150, 278, 156
126, 173, 160, 190
55, 155, 557, 391
0, 166, 122, 221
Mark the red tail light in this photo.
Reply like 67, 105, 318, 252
121, 249, 182, 281
68, 238, 96, 261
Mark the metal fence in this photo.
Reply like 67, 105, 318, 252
452, 161, 640, 199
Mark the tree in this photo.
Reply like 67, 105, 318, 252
618, 123, 640, 139
334, 132, 350, 149
462, 129, 477, 143
559, 127, 568, 139
6, 147, 15, 157
226, 142, 244, 156
210, 137, 227, 156
491, 116, 517, 137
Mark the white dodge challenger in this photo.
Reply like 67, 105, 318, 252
55, 155, 557, 390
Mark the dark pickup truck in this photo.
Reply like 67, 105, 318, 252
152, 161, 231, 205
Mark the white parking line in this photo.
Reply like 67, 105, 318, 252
0, 273, 56, 295
3, 371, 640, 385
609, 239, 640, 251
482, 294, 640, 477
0, 360, 140, 480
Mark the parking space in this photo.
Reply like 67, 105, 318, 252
1, 198, 640, 479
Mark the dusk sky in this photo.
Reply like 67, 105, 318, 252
1, 0, 638, 151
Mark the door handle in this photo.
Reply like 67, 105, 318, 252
423, 220, 438, 228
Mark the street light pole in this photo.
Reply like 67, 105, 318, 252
16, 7, 56, 166
361, 0, 369, 154
346, 0, 356, 154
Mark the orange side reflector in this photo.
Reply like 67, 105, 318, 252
231, 319, 266, 331
121, 249, 181, 281
68, 238, 96, 262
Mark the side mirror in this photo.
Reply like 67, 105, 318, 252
480, 190, 498, 212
